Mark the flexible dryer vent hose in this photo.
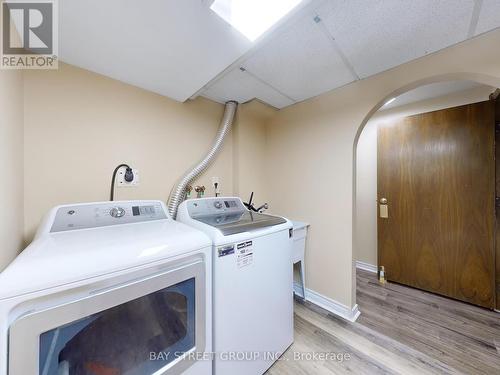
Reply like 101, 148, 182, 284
167, 100, 238, 219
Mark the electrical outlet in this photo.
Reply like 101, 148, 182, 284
117, 167, 140, 187
212, 176, 220, 197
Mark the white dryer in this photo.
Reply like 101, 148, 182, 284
0, 200, 212, 375
177, 197, 293, 375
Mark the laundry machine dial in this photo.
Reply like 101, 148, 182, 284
110, 207, 126, 218
214, 201, 223, 209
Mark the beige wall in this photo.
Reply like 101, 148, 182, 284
0, 70, 24, 271
233, 100, 275, 205
356, 85, 495, 267
267, 29, 500, 308
355, 118, 377, 266
23, 63, 271, 241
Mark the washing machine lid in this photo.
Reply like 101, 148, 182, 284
194, 211, 287, 235
0, 201, 211, 300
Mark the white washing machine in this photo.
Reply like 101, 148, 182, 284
0, 200, 212, 375
177, 197, 294, 375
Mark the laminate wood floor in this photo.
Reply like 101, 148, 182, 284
267, 270, 500, 374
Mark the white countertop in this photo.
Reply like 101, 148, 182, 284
292, 221, 309, 230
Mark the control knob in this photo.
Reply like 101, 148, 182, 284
110, 207, 126, 218
214, 201, 223, 209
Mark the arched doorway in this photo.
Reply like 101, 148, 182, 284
352, 73, 500, 309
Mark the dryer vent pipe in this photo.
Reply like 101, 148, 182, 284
167, 100, 238, 219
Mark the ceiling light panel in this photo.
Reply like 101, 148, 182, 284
316, 0, 475, 78
210, 0, 303, 41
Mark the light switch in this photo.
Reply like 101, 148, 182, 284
380, 204, 388, 218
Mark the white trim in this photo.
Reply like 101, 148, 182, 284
355, 261, 377, 274
293, 282, 360, 322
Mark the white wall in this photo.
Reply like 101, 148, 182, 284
355, 85, 495, 267
0, 70, 24, 271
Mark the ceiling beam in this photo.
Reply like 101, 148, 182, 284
240, 67, 297, 102
312, 14, 360, 81
467, 0, 483, 38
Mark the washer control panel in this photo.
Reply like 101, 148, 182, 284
186, 197, 246, 218
50, 201, 167, 232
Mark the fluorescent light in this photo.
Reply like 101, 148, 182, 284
384, 97, 396, 106
210, 0, 303, 41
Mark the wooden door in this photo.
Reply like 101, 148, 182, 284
377, 101, 495, 309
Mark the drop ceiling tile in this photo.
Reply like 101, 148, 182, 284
202, 69, 295, 109
475, 0, 500, 35
316, 0, 475, 78
243, 14, 356, 102
59, 0, 252, 102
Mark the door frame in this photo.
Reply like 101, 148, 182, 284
494, 90, 500, 310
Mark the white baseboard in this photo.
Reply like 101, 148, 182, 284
355, 260, 377, 274
293, 282, 361, 322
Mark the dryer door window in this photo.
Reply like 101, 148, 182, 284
8, 260, 206, 375
39, 278, 195, 375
